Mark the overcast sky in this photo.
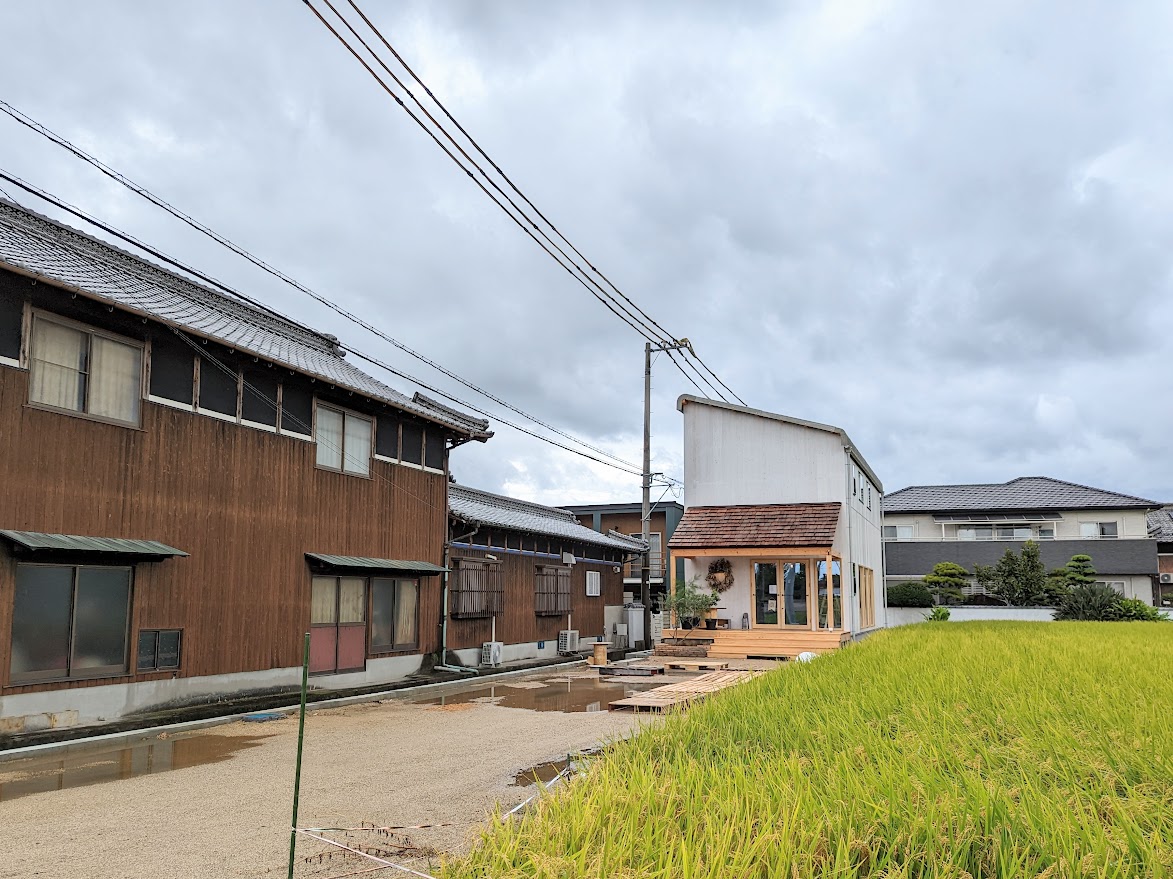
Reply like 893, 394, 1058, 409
3, 1, 1171, 506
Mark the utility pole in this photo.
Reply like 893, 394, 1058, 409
642, 338, 690, 650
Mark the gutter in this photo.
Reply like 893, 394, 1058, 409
438, 523, 481, 675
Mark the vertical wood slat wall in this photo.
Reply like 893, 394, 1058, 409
0, 328, 450, 697
446, 544, 626, 650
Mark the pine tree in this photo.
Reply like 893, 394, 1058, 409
923, 561, 969, 604
1064, 554, 1097, 587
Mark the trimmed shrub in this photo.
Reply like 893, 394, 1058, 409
1117, 598, 1168, 622
1054, 582, 1123, 621
886, 581, 933, 608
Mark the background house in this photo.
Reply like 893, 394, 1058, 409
1147, 505, 1173, 609
563, 500, 685, 600
667, 396, 885, 659
883, 477, 1160, 604
446, 485, 645, 663
0, 198, 491, 730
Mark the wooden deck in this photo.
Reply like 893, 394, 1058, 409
663, 659, 730, 671
609, 670, 762, 712
663, 627, 850, 659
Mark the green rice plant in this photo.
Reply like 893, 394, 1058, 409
443, 622, 1173, 879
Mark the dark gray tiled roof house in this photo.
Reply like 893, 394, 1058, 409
0, 197, 491, 439
884, 477, 1157, 514
883, 476, 1161, 606
449, 485, 647, 553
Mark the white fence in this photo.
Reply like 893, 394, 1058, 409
887, 606, 1057, 627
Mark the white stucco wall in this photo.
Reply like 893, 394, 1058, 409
887, 607, 1057, 626
680, 400, 885, 634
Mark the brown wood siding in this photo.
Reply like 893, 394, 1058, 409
446, 541, 626, 650
0, 358, 449, 695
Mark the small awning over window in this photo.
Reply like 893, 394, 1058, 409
305, 553, 447, 576
0, 530, 188, 560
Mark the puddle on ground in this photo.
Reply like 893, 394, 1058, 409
511, 757, 570, 786
417, 676, 657, 713
0, 732, 270, 802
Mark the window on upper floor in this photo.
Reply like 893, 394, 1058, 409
315, 404, 372, 476
29, 314, 142, 426
957, 526, 993, 540
996, 526, 1032, 540
1080, 521, 1118, 539
882, 525, 914, 540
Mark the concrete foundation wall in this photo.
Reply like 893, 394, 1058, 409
887, 606, 1056, 627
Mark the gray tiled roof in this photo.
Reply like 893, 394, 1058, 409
1147, 507, 1173, 541
0, 198, 491, 439
884, 476, 1159, 513
449, 484, 647, 553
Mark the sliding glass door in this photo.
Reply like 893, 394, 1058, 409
753, 561, 810, 627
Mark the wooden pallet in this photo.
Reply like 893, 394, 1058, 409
663, 659, 730, 671
609, 670, 760, 712
597, 665, 664, 677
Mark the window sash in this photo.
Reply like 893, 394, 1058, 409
29, 316, 142, 426
9, 564, 132, 683
451, 559, 504, 618
371, 577, 419, 651
535, 566, 571, 616
316, 404, 371, 476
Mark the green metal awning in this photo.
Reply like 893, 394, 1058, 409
0, 530, 188, 560
305, 553, 447, 576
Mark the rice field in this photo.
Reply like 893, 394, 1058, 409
444, 622, 1173, 879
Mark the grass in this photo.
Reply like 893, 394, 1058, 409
444, 622, 1173, 878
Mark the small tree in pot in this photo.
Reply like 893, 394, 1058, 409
667, 576, 720, 638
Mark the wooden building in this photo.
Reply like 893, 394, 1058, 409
563, 500, 685, 600
666, 396, 886, 658
445, 485, 646, 664
0, 198, 491, 731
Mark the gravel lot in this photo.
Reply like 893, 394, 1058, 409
0, 671, 656, 879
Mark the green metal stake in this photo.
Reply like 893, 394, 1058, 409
287, 632, 310, 879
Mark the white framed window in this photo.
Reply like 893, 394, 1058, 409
1080, 522, 1118, 539
1095, 580, 1125, 595
882, 525, 914, 540
1039, 527, 1055, 539
315, 403, 372, 476
28, 313, 142, 427
996, 526, 1032, 540
957, 526, 993, 540
586, 570, 601, 597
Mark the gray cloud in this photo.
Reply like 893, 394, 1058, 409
2, 0, 1170, 505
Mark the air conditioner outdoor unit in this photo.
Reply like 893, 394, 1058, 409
557, 629, 580, 655
481, 641, 504, 667
1160, 573, 1173, 584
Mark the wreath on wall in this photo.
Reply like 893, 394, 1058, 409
706, 557, 735, 593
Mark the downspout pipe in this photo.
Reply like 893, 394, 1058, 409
438, 522, 481, 676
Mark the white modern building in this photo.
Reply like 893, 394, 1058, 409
667, 396, 886, 658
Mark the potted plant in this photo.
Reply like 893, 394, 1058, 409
667, 576, 720, 638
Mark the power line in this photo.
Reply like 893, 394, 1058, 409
0, 171, 681, 484
339, 0, 748, 408
0, 102, 674, 479
301, 0, 732, 404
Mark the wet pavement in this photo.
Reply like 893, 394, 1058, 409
0, 732, 270, 802
416, 674, 658, 713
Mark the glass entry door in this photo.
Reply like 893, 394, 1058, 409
310, 576, 367, 674
754, 561, 809, 627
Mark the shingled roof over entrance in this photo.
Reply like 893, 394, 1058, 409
668, 503, 841, 550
